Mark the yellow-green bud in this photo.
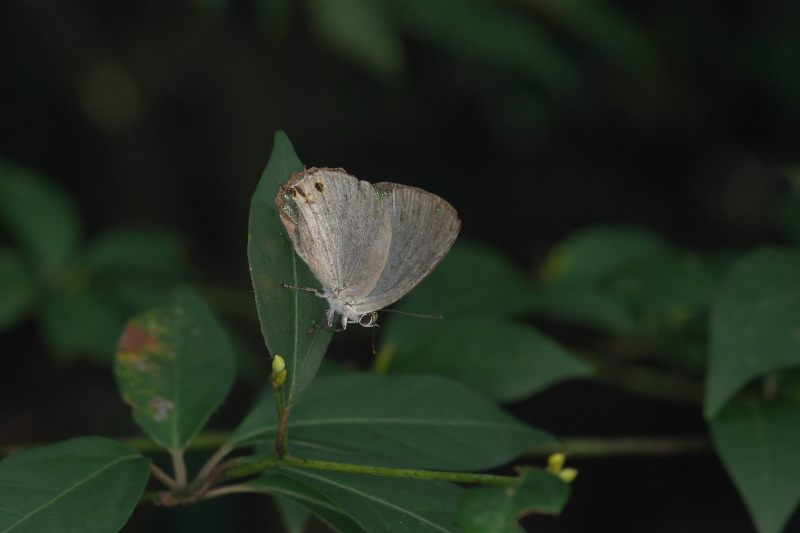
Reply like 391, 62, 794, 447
546, 453, 566, 474
272, 355, 286, 373
558, 468, 578, 483
272, 368, 287, 388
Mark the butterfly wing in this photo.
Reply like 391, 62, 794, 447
350, 182, 461, 315
277, 168, 391, 300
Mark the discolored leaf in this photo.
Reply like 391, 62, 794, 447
114, 287, 236, 452
0, 436, 150, 533
248, 131, 331, 408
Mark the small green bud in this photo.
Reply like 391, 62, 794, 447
272, 355, 286, 373
272, 368, 287, 388
546, 453, 566, 474
558, 468, 578, 483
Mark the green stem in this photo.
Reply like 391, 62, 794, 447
0, 433, 711, 460
274, 385, 290, 458
584, 351, 704, 404
525, 436, 711, 458
222, 456, 515, 486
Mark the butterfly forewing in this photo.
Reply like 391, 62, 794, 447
278, 169, 391, 300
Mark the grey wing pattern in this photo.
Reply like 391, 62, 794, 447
350, 182, 461, 314
278, 169, 392, 300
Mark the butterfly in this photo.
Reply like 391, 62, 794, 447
276, 167, 460, 332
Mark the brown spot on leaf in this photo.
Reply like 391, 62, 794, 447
118, 323, 159, 352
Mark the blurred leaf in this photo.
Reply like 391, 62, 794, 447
279, 468, 464, 533
390, 240, 538, 320
0, 161, 81, 274
384, 318, 591, 403
609, 252, 717, 332
259, 0, 293, 38
458, 467, 570, 532
710, 399, 800, 533
0, 246, 36, 329
541, 225, 672, 284
248, 131, 331, 408
229, 374, 554, 470
531, 0, 656, 73
194, 0, 228, 16
0, 436, 150, 533
114, 287, 236, 453
247, 473, 367, 533
86, 227, 186, 278
41, 288, 125, 361
392, 0, 579, 95
527, 284, 636, 334
706, 248, 800, 418
306, 0, 404, 77
780, 196, 800, 245
274, 494, 311, 533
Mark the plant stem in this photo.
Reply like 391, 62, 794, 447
222, 455, 516, 486
191, 443, 234, 492
172, 450, 188, 490
584, 351, 705, 404
525, 436, 711, 458
274, 385, 290, 458
150, 463, 176, 490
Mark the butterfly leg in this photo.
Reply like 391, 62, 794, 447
281, 283, 325, 297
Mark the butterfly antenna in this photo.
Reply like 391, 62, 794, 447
378, 309, 443, 319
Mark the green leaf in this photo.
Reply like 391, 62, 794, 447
541, 225, 672, 284
248, 131, 331, 408
229, 374, 554, 470
0, 247, 36, 330
247, 473, 365, 533
458, 467, 570, 533
280, 468, 464, 533
274, 494, 311, 533
710, 399, 800, 533
86, 227, 186, 278
608, 253, 717, 332
389, 240, 538, 320
527, 284, 636, 334
41, 288, 126, 361
533, 0, 656, 73
393, 0, 579, 96
383, 318, 591, 403
706, 248, 800, 418
0, 161, 81, 274
114, 287, 236, 453
306, 0, 404, 77
0, 436, 150, 533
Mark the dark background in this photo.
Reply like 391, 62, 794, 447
2, 0, 799, 531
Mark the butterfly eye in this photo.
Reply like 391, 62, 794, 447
358, 312, 378, 327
